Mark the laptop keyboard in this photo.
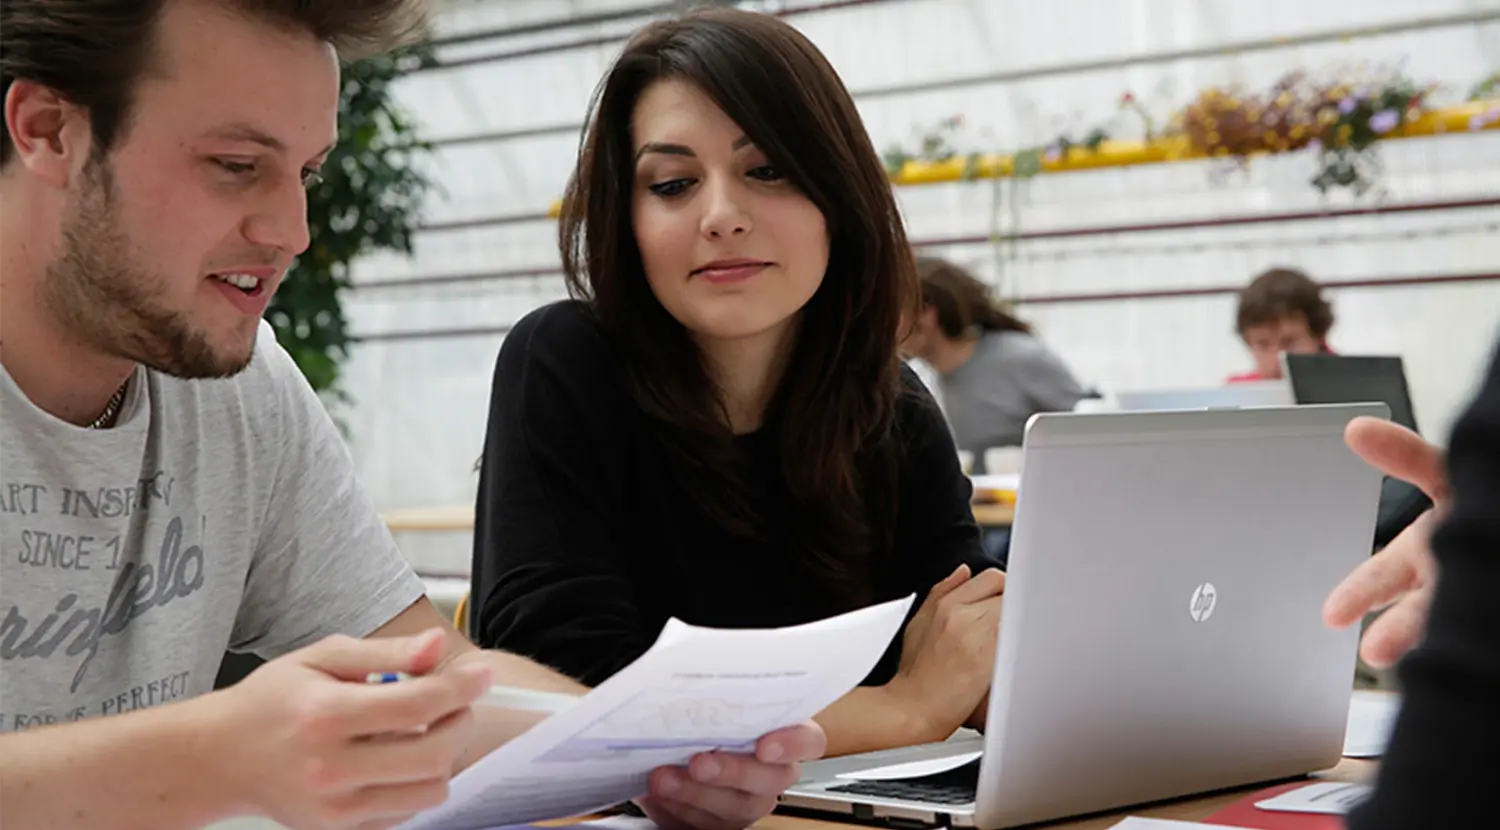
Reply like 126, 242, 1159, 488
824, 757, 980, 805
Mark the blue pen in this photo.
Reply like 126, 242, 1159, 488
365, 672, 578, 715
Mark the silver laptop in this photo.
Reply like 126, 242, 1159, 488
779, 404, 1385, 828
1113, 379, 1293, 412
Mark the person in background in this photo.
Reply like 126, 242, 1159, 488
1229, 266, 1335, 382
901, 256, 1088, 473
470, 8, 1006, 761
1322, 339, 1499, 827
0, 2, 820, 828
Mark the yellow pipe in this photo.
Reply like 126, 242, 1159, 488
890, 100, 1500, 186
540, 101, 1498, 213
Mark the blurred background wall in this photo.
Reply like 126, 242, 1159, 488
327, 0, 1499, 576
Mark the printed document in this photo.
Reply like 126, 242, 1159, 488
1255, 782, 1373, 815
395, 594, 915, 830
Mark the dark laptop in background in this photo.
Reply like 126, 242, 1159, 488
1282, 354, 1430, 549
1283, 355, 1419, 431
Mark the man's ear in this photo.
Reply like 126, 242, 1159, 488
5, 80, 92, 188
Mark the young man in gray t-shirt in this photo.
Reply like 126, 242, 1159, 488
0, 2, 821, 827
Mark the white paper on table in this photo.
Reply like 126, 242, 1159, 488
836, 751, 983, 781
1108, 818, 1243, 829
1344, 690, 1401, 757
395, 594, 916, 830
1255, 781, 1373, 815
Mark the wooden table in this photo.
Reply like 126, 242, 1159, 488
971, 502, 1014, 527
382, 505, 476, 532
757, 758, 1374, 829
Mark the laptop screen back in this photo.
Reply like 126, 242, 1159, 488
1283, 354, 1418, 433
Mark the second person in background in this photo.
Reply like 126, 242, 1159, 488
470, 8, 1005, 759
1229, 266, 1337, 382
902, 257, 1088, 473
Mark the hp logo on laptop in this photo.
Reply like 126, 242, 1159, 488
1190, 583, 1217, 622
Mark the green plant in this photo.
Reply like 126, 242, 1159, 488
265, 43, 435, 399
882, 114, 965, 174
1011, 125, 1109, 179
1471, 71, 1500, 101
1175, 66, 1435, 196
885, 114, 1111, 181
1306, 71, 1431, 195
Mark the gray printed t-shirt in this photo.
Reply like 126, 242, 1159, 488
0, 320, 425, 731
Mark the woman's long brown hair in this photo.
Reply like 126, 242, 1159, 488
557, 8, 918, 610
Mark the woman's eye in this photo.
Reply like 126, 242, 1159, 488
747, 164, 783, 182
214, 159, 256, 176
648, 178, 693, 197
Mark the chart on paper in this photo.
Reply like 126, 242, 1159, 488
538, 674, 818, 761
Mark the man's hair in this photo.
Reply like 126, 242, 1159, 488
1236, 267, 1335, 339
0, 0, 426, 168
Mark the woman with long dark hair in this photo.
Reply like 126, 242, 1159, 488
470, 8, 1004, 761
903, 256, 1088, 473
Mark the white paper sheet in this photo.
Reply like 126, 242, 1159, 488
395, 595, 915, 830
1343, 690, 1401, 757
1255, 782, 1373, 815
835, 751, 983, 781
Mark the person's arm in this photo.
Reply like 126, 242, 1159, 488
1346, 342, 1500, 829
811, 686, 953, 757
893, 373, 1004, 732
465, 305, 836, 827
812, 373, 1004, 756
812, 569, 1004, 755
0, 629, 490, 830
472, 310, 980, 762
371, 583, 826, 830
1014, 336, 1087, 413
369, 595, 590, 771
469, 303, 659, 684
228, 319, 428, 661
0, 695, 240, 830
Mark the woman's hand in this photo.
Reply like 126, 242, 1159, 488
888, 565, 1005, 740
636, 721, 826, 830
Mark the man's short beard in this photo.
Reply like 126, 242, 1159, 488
43, 155, 256, 379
